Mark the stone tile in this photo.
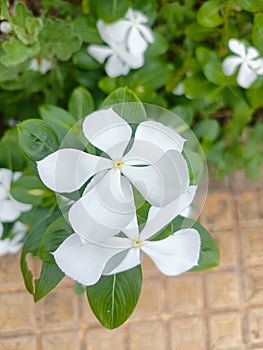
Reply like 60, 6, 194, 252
199, 192, 235, 228
166, 274, 203, 314
206, 271, 240, 308
212, 230, 237, 268
209, 312, 243, 349
86, 328, 125, 350
38, 287, 78, 327
229, 169, 263, 192
132, 278, 163, 318
41, 331, 80, 350
0, 292, 35, 333
245, 267, 263, 303
81, 295, 101, 325
128, 322, 166, 350
0, 253, 24, 289
248, 307, 263, 343
142, 255, 161, 278
169, 317, 205, 350
209, 174, 230, 192
0, 336, 36, 350
241, 227, 263, 266
237, 191, 263, 222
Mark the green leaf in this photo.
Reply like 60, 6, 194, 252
11, 2, 43, 44
1, 38, 40, 66
195, 119, 220, 141
40, 19, 81, 61
20, 205, 60, 294
197, 0, 223, 28
18, 119, 59, 166
185, 23, 216, 41
203, 61, 226, 85
252, 13, 263, 55
72, 47, 101, 70
73, 17, 102, 44
87, 265, 142, 329
0, 128, 25, 171
171, 105, 194, 126
39, 216, 72, 264
69, 86, 94, 120
237, 0, 263, 12
146, 32, 168, 57
40, 105, 77, 128
34, 262, 64, 301
102, 87, 146, 123
95, 0, 130, 23
196, 47, 218, 68
172, 216, 220, 271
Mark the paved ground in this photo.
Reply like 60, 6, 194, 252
0, 170, 263, 350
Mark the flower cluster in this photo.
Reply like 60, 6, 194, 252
37, 107, 201, 286
28, 56, 53, 75
0, 168, 32, 256
223, 38, 263, 88
87, 8, 154, 77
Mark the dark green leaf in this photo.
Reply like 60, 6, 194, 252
237, 0, 263, 12
252, 13, 263, 55
95, 0, 130, 23
1, 38, 40, 66
73, 17, 102, 44
69, 86, 94, 120
0, 128, 25, 171
197, 0, 223, 28
87, 265, 142, 329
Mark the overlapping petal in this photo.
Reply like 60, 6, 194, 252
127, 26, 148, 54
103, 248, 141, 275
141, 228, 200, 276
82, 108, 132, 159
222, 56, 242, 76
105, 54, 130, 77
0, 199, 21, 222
37, 148, 112, 193
238, 63, 257, 88
228, 38, 246, 57
87, 45, 112, 63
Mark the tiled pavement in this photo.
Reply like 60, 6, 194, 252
0, 170, 263, 350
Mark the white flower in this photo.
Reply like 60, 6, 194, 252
101, 8, 154, 55
53, 186, 200, 286
88, 20, 144, 78
222, 38, 263, 88
0, 168, 32, 222
0, 221, 27, 257
37, 107, 190, 242
28, 57, 52, 75
0, 21, 12, 34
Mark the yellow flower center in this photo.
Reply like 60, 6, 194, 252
113, 159, 124, 169
133, 239, 143, 248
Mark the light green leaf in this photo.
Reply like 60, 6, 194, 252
95, 0, 130, 23
196, 47, 218, 68
69, 87, 94, 120
73, 17, 102, 44
40, 19, 81, 61
203, 61, 226, 85
34, 262, 64, 301
146, 32, 168, 57
40, 105, 77, 128
172, 216, 220, 271
252, 13, 263, 55
171, 105, 194, 126
195, 119, 220, 141
102, 87, 146, 123
197, 0, 223, 28
87, 266, 142, 329
237, 0, 263, 12
1, 38, 40, 66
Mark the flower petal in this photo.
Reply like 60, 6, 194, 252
127, 26, 148, 55
249, 58, 263, 75
103, 247, 141, 275
11, 198, 32, 213
82, 107, 132, 159
68, 169, 136, 242
0, 168, 12, 189
122, 150, 189, 207
37, 149, 112, 193
53, 233, 127, 286
118, 49, 144, 69
97, 19, 130, 44
126, 8, 148, 24
123, 121, 186, 164
222, 56, 242, 76
237, 63, 257, 88
0, 223, 3, 238
122, 214, 140, 240
138, 24, 154, 44
0, 184, 6, 201
246, 46, 260, 60
141, 228, 200, 276
140, 186, 197, 240
87, 44, 112, 63
0, 199, 21, 222
228, 38, 246, 57
105, 54, 130, 77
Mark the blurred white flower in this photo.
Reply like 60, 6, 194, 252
0, 168, 32, 223
0, 221, 27, 257
28, 57, 52, 75
37, 107, 189, 242
53, 186, 200, 286
222, 38, 263, 88
88, 20, 144, 77
0, 21, 12, 34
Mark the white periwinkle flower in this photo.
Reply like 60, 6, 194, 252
28, 57, 52, 75
0, 168, 32, 223
222, 38, 263, 88
87, 8, 154, 77
0, 21, 12, 34
53, 186, 200, 286
88, 20, 144, 78
37, 107, 190, 242
0, 221, 27, 257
